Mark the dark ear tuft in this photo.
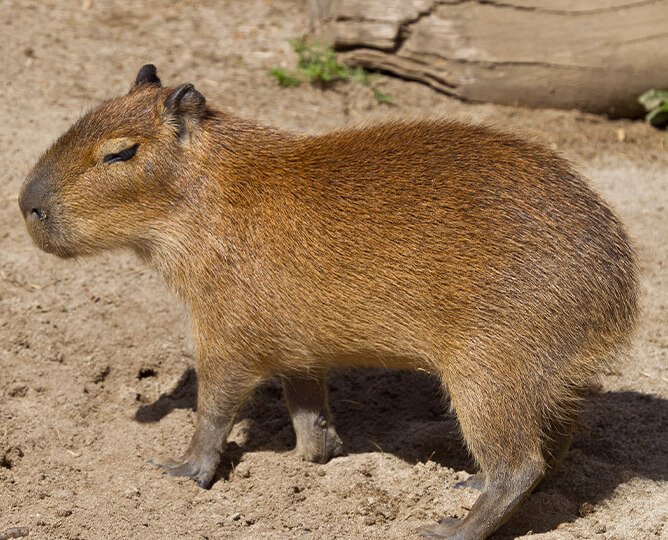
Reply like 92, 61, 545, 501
163, 83, 207, 139
135, 64, 161, 87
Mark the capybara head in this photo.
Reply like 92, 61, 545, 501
18, 65, 207, 258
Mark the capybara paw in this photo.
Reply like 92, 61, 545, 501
297, 424, 344, 463
148, 454, 218, 489
418, 518, 461, 539
454, 472, 485, 491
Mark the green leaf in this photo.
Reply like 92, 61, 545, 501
639, 89, 668, 112
639, 89, 668, 129
268, 67, 301, 88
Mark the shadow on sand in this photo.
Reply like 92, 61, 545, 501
134, 367, 667, 538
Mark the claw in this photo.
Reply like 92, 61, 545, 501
163, 461, 196, 478
197, 478, 211, 489
148, 457, 182, 470
148, 454, 217, 489
418, 518, 461, 538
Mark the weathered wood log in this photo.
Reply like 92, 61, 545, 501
308, 0, 668, 117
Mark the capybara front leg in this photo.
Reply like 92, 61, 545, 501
282, 372, 343, 463
151, 411, 232, 488
151, 364, 258, 488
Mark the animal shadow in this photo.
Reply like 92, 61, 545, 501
498, 390, 667, 538
134, 368, 466, 467
134, 367, 197, 423
134, 368, 667, 537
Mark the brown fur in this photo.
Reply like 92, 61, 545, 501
19, 66, 638, 540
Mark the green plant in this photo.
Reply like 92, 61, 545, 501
373, 88, 394, 105
268, 67, 301, 88
269, 37, 394, 105
292, 36, 351, 86
639, 89, 668, 129
350, 66, 371, 86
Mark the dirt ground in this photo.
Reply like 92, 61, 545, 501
1, 1, 666, 539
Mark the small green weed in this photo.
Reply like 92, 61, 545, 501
268, 67, 301, 88
292, 37, 350, 86
269, 37, 394, 105
373, 88, 394, 105
350, 66, 371, 86
639, 89, 668, 129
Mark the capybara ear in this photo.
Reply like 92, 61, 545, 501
163, 83, 206, 139
133, 64, 162, 89
165, 83, 206, 116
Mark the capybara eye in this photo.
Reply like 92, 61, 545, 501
103, 143, 139, 164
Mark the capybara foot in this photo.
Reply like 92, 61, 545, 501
149, 452, 219, 489
295, 417, 344, 463
418, 517, 462, 539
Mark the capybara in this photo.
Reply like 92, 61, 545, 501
19, 65, 638, 539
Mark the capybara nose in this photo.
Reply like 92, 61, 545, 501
19, 176, 49, 222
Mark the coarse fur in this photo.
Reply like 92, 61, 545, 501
19, 66, 639, 540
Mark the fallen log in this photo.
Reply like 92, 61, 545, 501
308, 0, 668, 117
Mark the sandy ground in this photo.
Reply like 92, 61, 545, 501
1, 1, 666, 539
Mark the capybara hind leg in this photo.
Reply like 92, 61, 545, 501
420, 371, 546, 538
282, 372, 343, 463
151, 364, 258, 488
419, 461, 543, 539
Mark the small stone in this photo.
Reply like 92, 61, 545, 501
0, 526, 29, 539
579, 502, 596, 517
90, 364, 110, 384
123, 486, 140, 498
235, 463, 251, 478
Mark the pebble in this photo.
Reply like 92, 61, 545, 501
123, 486, 140, 498
235, 463, 251, 478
